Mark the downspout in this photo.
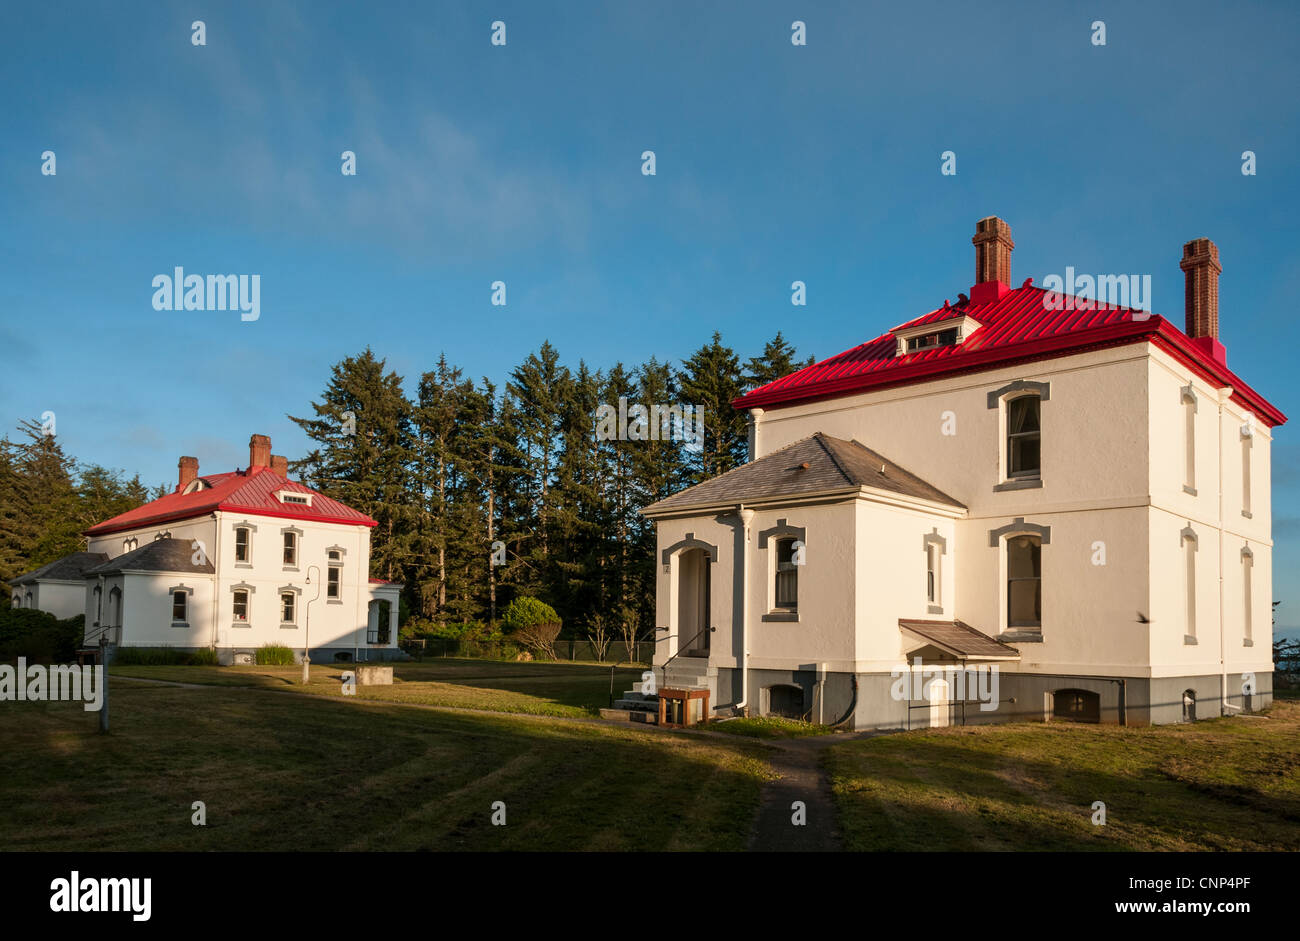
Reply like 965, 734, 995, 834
735, 505, 755, 713
210, 513, 221, 654
1217, 388, 1231, 715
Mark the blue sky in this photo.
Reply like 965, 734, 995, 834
1, 1, 1296, 636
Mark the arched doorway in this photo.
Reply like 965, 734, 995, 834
676, 547, 711, 656
928, 679, 950, 728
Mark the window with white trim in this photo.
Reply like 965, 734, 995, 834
171, 589, 188, 624
775, 538, 798, 611
1006, 535, 1041, 629
1241, 546, 1254, 645
280, 591, 297, 626
283, 530, 298, 567
1181, 527, 1198, 643
233, 589, 249, 623
1182, 385, 1197, 495
235, 527, 251, 563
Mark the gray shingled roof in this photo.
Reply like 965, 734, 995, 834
900, 619, 1022, 660
9, 551, 110, 586
85, 537, 216, 576
643, 433, 965, 515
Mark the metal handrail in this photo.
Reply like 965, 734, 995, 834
657, 625, 714, 688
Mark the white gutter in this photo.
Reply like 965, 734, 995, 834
1217, 387, 1231, 715
735, 505, 755, 713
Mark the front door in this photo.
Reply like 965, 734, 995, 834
677, 548, 710, 656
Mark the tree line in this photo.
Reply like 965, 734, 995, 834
1, 332, 812, 645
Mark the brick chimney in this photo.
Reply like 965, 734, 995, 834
971, 216, 1014, 303
177, 456, 198, 492
1180, 238, 1226, 365
249, 434, 272, 471
270, 454, 288, 478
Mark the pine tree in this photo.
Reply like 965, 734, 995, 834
744, 331, 813, 391
288, 349, 418, 584
678, 332, 747, 482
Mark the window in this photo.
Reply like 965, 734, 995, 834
1181, 527, 1198, 643
1241, 434, 1252, 517
926, 545, 936, 603
923, 529, 947, 614
327, 566, 341, 600
234, 527, 250, 563
1182, 385, 1197, 495
1006, 396, 1041, 478
1006, 535, 1041, 628
172, 590, 188, 624
906, 328, 958, 352
108, 587, 121, 627
93, 585, 102, 625
1242, 547, 1254, 645
1052, 689, 1100, 723
282, 493, 309, 505
233, 589, 249, 622
280, 591, 296, 625
283, 531, 297, 567
775, 538, 798, 610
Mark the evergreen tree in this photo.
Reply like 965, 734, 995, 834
678, 332, 747, 482
288, 349, 418, 584
744, 331, 813, 391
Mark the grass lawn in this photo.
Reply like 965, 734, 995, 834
109, 659, 644, 718
704, 716, 842, 739
825, 700, 1300, 851
0, 679, 772, 851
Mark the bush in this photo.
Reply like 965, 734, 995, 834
0, 609, 84, 663
501, 598, 560, 632
113, 646, 212, 666
501, 597, 561, 659
255, 643, 296, 665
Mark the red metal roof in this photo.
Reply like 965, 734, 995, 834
83, 466, 378, 536
734, 279, 1286, 427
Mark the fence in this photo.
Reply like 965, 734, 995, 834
402, 637, 654, 665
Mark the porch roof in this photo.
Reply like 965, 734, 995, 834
642, 433, 965, 516
900, 619, 1022, 661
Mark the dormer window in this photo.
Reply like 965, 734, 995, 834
891, 314, 981, 357
907, 328, 959, 352
182, 478, 210, 494
277, 490, 313, 507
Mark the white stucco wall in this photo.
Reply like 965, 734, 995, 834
652, 340, 1278, 685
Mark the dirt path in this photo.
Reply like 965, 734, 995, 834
745, 731, 889, 851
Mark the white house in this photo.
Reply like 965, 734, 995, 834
10, 434, 403, 664
643, 218, 1285, 728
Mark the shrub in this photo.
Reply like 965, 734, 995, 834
501, 598, 559, 632
255, 644, 296, 665
113, 646, 206, 666
0, 609, 83, 663
501, 597, 561, 659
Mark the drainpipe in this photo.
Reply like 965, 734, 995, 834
1217, 388, 1230, 715
210, 513, 221, 655
735, 504, 755, 713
